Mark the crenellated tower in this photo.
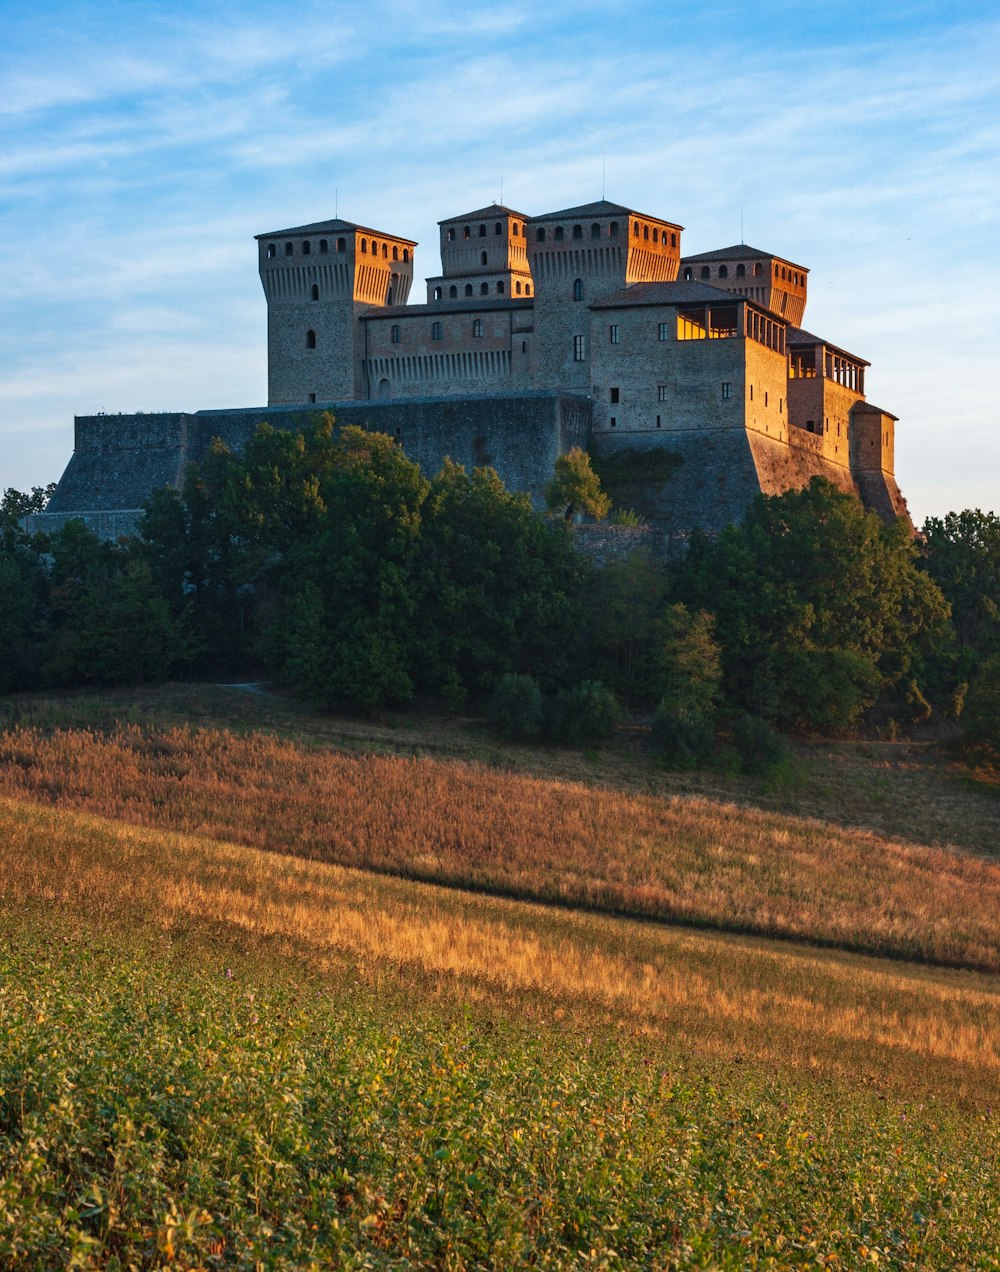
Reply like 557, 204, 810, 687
526, 200, 682, 391
256, 218, 416, 404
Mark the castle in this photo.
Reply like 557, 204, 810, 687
34, 197, 908, 541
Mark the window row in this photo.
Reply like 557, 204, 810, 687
536, 221, 619, 243
388, 319, 490, 343
432, 280, 532, 299
632, 222, 678, 247
447, 220, 525, 241
682, 262, 764, 282
265, 238, 410, 262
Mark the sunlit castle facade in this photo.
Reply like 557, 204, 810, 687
36, 196, 908, 542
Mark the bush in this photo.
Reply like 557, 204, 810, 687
488, 673, 545, 741
650, 708, 715, 769
546, 680, 622, 747
962, 655, 1000, 754
732, 714, 789, 776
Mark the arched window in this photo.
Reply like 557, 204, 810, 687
537, 227, 546, 242
554, 226, 564, 241
512, 223, 519, 237
392, 245, 398, 260
591, 223, 601, 238
683, 267, 693, 281
402, 249, 409, 262
481, 251, 488, 266
700, 266, 710, 280
431, 321, 442, 340
285, 242, 294, 256
306, 330, 316, 349
718, 265, 728, 279
311, 283, 319, 300
448, 228, 456, 241
382, 243, 388, 258
515, 281, 522, 295
463, 225, 471, 239
633, 223, 640, 238
360, 239, 368, 254
497, 281, 504, 294
736, 263, 746, 278
302, 240, 311, 255
337, 237, 346, 252
319, 239, 328, 253
480, 282, 489, 295
390, 324, 401, 344
671, 233, 677, 247
449, 285, 458, 298
473, 319, 484, 337
266, 243, 276, 258
433, 287, 442, 300
572, 224, 582, 239
377, 378, 390, 400
643, 225, 649, 241
652, 228, 659, 243
478, 224, 486, 237
495, 222, 502, 235
573, 278, 583, 301
525, 284, 531, 296
465, 284, 473, 297
609, 221, 619, 236
753, 262, 763, 277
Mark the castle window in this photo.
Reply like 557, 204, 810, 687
754, 263, 763, 276
572, 224, 582, 239
481, 251, 488, 266
473, 319, 484, 337
671, 233, 677, 247
497, 281, 505, 294
525, 285, 531, 295
360, 239, 368, 254
718, 264, 728, 278
573, 335, 585, 361
479, 224, 486, 237
512, 223, 520, 236
537, 227, 546, 242
434, 287, 443, 300
403, 249, 410, 262
382, 243, 388, 258
319, 239, 329, 253
392, 246, 399, 260
656, 415, 661, 428
633, 223, 640, 237
432, 321, 442, 340
677, 311, 707, 340
764, 391, 768, 407
285, 242, 294, 256
736, 263, 745, 278
266, 243, 276, 258
495, 222, 502, 235
700, 266, 710, 280
750, 385, 754, 401
806, 419, 814, 432
522, 340, 527, 353
306, 329, 316, 348
658, 385, 668, 401
554, 226, 564, 241
311, 284, 319, 301
448, 228, 456, 241
309, 393, 316, 403
302, 240, 311, 255
591, 223, 601, 238
658, 321, 670, 341
609, 387, 619, 404
449, 286, 458, 298
337, 237, 346, 252
465, 284, 473, 297
515, 281, 522, 295
391, 324, 401, 344
609, 324, 619, 344
610, 417, 616, 428
464, 226, 471, 239
708, 306, 737, 338
610, 221, 619, 236
480, 282, 489, 295
682, 267, 693, 281
573, 278, 583, 301
643, 225, 649, 241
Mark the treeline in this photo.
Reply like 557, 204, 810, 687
2, 417, 998, 759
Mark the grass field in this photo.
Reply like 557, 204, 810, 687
1, 688, 998, 1267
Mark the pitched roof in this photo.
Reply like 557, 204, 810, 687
529, 199, 683, 230
589, 280, 747, 309
852, 401, 898, 420
682, 244, 809, 272
787, 326, 869, 365
255, 218, 417, 244
439, 204, 528, 223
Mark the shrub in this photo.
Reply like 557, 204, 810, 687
488, 673, 545, 741
546, 680, 622, 747
650, 708, 715, 769
732, 714, 789, 776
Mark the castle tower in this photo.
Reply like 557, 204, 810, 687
256, 218, 416, 405
426, 206, 534, 304
526, 201, 683, 391
680, 246, 808, 325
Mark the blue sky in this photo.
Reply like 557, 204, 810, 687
1, 0, 998, 521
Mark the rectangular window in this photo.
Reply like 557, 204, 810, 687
308, 393, 316, 404
431, 321, 442, 341
677, 311, 707, 340
473, 319, 484, 338
657, 322, 670, 341
609, 387, 619, 404
721, 383, 732, 399
609, 324, 619, 344
573, 335, 585, 361
657, 385, 668, 402
656, 415, 661, 428
610, 417, 616, 428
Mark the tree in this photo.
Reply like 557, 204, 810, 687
922, 509, 1000, 667
545, 448, 611, 521
585, 551, 669, 702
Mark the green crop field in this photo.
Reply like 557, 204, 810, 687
1, 688, 998, 1268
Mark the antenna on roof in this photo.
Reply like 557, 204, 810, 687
500, 175, 503, 205
740, 205, 744, 245
336, 188, 339, 219
602, 158, 606, 200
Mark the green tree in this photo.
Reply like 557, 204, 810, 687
586, 551, 669, 702
922, 509, 1000, 668
545, 448, 611, 521
652, 604, 722, 721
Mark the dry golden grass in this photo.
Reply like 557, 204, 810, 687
1, 723, 998, 972
3, 795, 998, 1106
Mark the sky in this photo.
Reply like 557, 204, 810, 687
1, 0, 998, 523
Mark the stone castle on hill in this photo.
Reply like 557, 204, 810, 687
34, 197, 908, 541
